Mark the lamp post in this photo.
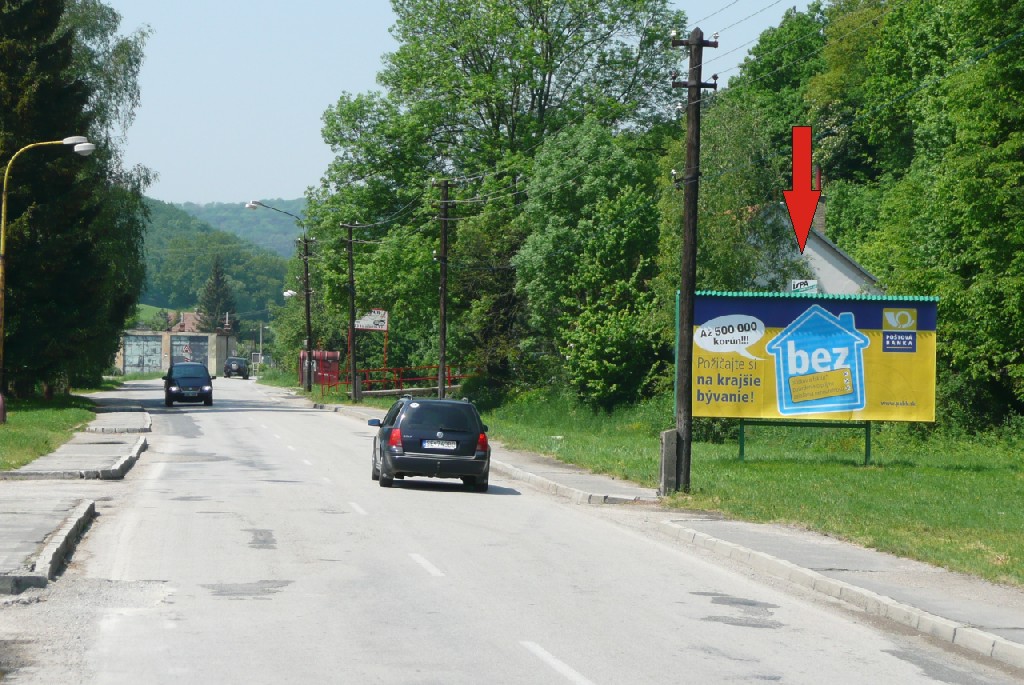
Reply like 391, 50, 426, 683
0, 136, 95, 422
247, 200, 314, 393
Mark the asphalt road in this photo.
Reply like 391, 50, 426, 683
0, 379, 1019, 684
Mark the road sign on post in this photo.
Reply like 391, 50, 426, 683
355, 309, 388, 331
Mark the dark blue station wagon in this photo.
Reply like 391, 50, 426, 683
368, 397, 491, 492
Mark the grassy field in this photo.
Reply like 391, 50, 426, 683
484, 391, 1024, 587
135, 303, 164, 319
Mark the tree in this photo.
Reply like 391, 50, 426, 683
303, 0, 687, 402
0, 0, 153, 393
1, 0, 98, 394
381, 0, 686, 167
514, 119, 662, 406
60, 0, 149, 156
725, 3, 827, 184
197, 256, 237, 333
60, 0, 152, 385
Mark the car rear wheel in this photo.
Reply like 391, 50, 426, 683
463, 475, 489, 492
371, 445, 380, 481
378, 457, 394, 488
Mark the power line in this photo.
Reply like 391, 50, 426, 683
711, 0, 785, 36
690, 1, 742, 27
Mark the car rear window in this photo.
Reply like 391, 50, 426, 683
401, 403, 479, 432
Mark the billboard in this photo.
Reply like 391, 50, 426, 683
355, 308, 388, 331
692, 293, 937, 422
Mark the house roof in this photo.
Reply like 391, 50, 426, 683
805, 227, 880, 287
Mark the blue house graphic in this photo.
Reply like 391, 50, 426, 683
765, 305, 870, 416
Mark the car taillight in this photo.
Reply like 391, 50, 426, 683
388, 428, 404, 454
476, 432, 489, 453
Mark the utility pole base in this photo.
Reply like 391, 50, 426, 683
659, 429, 679, 495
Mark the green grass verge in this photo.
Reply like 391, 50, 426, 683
484, 390, 1024, 587
0, 395, 96, 471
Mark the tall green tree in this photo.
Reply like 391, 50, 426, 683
303, 0, 687, 402
197, 256, 237, 333
1, 0, 98, 393
853, 0, 1024, 419
381, 0, 686, 167
0, 0, 152, 393
514, 118, 662, 405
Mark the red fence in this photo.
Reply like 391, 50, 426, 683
299, 351, 473, 395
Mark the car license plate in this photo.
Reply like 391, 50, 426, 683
183, 391, 198, 397
423, 440, 457, 450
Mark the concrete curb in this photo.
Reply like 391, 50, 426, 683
490, 459, 660, 506
87, 414, 152, 434
101, 435, 148, 479
0, 436, 146, 481
0, 500, 95, 595
659, 521, 1024, 671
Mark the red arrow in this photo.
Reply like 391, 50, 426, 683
783, 126, 821, 254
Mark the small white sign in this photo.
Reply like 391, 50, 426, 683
791, 279, 818, 294
355, 308, 389, 331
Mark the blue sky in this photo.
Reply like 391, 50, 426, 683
104, 1, 811, 204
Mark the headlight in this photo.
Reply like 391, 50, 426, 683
169, 385, 180, 392
202, 385, 212, 392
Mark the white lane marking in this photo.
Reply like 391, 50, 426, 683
349, 502, 367, 516
409, 553, 445, 577
322, 477, 333, 484
303, 459, 313, 466
273, 434, 281, 440
520, 642, 596, 685
288, 445, 297, 452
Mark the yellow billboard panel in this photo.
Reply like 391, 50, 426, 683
692, 294, 937, 422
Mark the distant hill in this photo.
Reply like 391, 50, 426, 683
176, 198, 305, 258
142, 198, 288, 321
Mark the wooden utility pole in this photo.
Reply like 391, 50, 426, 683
665, 27, 717, 494
437, 179, 449, 399
302, 235, 313, 393
347, 223, 360, 402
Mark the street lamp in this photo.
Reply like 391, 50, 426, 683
247, 200, 314, 393
0, 136, 95, 423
